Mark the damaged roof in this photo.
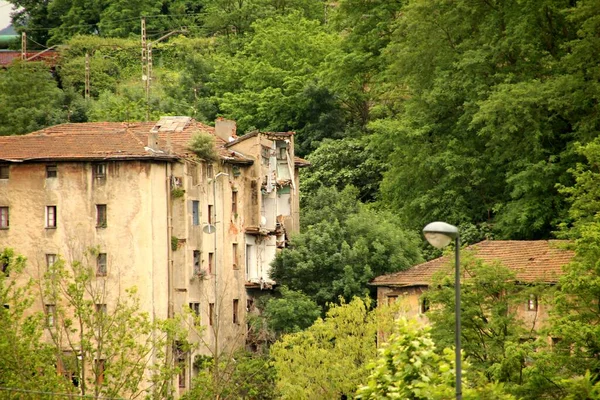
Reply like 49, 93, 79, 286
0, 118, 254, 164
371, 240, 574, 287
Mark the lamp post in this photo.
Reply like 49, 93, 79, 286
423, 221, 461, 400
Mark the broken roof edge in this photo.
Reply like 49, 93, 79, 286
224, 130, 296, 148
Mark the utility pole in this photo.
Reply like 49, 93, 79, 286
141, 16, 185, 121
85, 52, 90, 100
21, 32, 26, 61
141, 17, 150, 121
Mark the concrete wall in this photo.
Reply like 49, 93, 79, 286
377, 284, 551, 334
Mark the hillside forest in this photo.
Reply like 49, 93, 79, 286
3, 0, 600, 398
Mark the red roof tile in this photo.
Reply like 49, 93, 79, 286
0, 119, 253, 164
371, 240, 574, 286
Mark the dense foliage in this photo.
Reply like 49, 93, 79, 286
4, 0, 600, 397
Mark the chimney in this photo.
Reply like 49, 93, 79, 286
148, 128, 160, 151
215, 118, 237, 142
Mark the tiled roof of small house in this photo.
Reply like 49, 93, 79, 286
0, 118, 253, 164
371, 240, 574, 287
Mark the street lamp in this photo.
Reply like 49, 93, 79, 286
423, 221, 461, 400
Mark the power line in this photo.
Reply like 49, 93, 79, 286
17, 13, 204, 32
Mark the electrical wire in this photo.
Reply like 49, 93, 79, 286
17, 13, 204, 32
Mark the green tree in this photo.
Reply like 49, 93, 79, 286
0, 249, 70, 398
374, 0, 596, 239
356, 318, 515, 400
550, 137, 600, 383
426, 254, 543, 388
0, 63, 70, 135
262, 286, 321, 335
40, 249, 183, 399
271, 186, 422, 308
183, 350, 276, 400
271, 297, 396, 399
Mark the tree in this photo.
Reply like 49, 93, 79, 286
0, 63, 69, 136
549, 136, 600, 383
0, 249, 70, 398
39, 248, 183, 399
262, 286, 321, 335
356, 318, 515, 400
426, 254, 543, 389
271, 186, 422, 308
210, 12, 342, 141
374, 0, 595, 239
270, 297, 397, 399
300, 136, 388, 202
182, 350, 276, 400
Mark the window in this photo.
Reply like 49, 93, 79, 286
0, 258, 7, 276
46, 206, 57, 228
95, 304, 107, 315
387, 295, 398, 305
0, 207, 8, 229
232, 190, 238, 215
205, 163, 213, 180
0, 165, 8, 179
46, 254, 57, 272
175, 341, 187, 388
97, 253, 107, 277
209, 303, 215, 326
192, 250, 201, 275
245, 245, 253, 280
190, 164, 198, 186
277, 145, 287, 160
208, 252, 214, 274
232, 243, 239, 269
527, 294, 538, 311
93, 163, 106, 179
420, 298, 430, 314
208, 205, 214, 225
189, 302, 200, 321
95, 359, 105, 385
233, 299, 239, 324
46, 304, 56, 327
192, 201, 199, 226
96, 205, 107, 228
46, 164, 57, 178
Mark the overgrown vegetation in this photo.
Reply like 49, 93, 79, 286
188, 132, 218, 162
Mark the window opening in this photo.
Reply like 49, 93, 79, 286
96, 204, 107, 228
46, 206, 57, 228
46, 164, 57, 178
192, 201, 199, 225
208, 252, 214, 274
193, 250, 201, 275
0, 207, 8, 228
527, 294, 538, 311
209, 303, 215, 326
97, 253, 107, 277
233, 299, 239, 324
46, 304, 56, 327
93, 163, 106, 179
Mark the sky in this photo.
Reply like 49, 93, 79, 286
0, 1, 13, 31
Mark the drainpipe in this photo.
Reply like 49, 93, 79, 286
166, 161, 174, 398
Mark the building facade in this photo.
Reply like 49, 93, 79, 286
0, 116, 307, 395
371, 240, 574, 330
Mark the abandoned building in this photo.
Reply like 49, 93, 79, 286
0, 116, 308, 394
371, 240, 574, 330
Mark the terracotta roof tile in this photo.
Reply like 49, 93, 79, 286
0, 120, 253, 164
371, 240, 574, 286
